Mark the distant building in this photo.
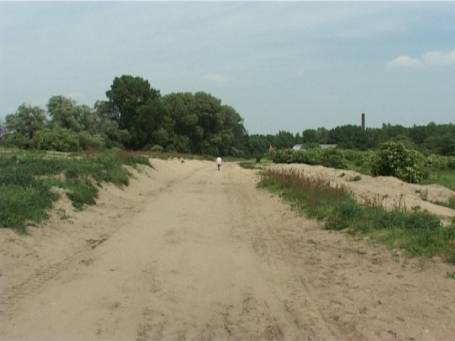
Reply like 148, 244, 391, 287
292, 144, 337, 150
320, 144, 337, 150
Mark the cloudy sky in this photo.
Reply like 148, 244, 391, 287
1, 1, 454, 133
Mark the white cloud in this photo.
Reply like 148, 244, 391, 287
388, 49, 455, 68
421, 50, 455, 66
202, 73, 230, 85
387, 55, 420, 68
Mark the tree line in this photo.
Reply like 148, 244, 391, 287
1, 74, 454, 157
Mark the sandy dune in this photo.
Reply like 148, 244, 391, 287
1, 159, 455, 340
271, 163, 455, 221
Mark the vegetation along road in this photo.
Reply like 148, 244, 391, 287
1, 159, 455, 340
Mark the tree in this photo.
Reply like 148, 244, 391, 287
248, 135, 269, 160
47, 96, 84, 131
162, 92, 247, 155
274, 131, 296, 149
5, 104, 47, 139
106, 75, 163, 148
106, 75, 160, 130
302, 129, 318, 143
0, 118, 5, 142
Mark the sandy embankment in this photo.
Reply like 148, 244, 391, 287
271, 163, 455, 220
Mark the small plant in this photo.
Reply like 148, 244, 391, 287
447, 272, 455, 280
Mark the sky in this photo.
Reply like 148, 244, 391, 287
1, 1, 454, 134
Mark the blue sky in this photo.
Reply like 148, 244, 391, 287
1, 1, 454, 133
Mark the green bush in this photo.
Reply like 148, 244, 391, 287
3, 133, 30, 149
371, 142, 427, 183
272, 149, 294, 163
149, 144, 164, 153
78, 131, 106, 150
31, 128, 80, 152
272, 148, 348, 169
321, 149, 348, 169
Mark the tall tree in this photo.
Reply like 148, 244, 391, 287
106, 75, 163, 148
47, 96, 83, 131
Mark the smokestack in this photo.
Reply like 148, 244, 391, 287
361, 113, 366, 131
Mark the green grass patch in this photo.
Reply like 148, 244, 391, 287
259, 168, 455, 264
424, 170, 455, 191
0, 150, 151, 232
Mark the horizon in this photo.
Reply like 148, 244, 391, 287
1, 1, 454, 134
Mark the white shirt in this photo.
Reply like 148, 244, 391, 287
216, 157, 222, 165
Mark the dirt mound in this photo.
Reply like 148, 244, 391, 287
271, 163, 455, 220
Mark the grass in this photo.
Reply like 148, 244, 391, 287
0, 149, 151, 233
141, 150, 213, 161
424, 170, 455, 191
259, 168, 455, 264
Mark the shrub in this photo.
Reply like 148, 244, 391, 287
78, 131, 106, 150
149, 144, 164, 153
272, 148, 348, 169
272, 149, 294, 163
371, 142, 427, 183
3, 133, 30, 149
321, 149, 348, 169
31, 128, 80, 152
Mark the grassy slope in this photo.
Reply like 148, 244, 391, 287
259, 168, 455, 264
0, 150, 150, 233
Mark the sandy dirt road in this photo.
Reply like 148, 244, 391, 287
1, 160, 455, 340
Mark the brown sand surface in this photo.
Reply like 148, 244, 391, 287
1, 159, 455, 340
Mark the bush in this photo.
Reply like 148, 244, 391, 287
78, 131, 106, 150
321, 149, 348, 169
31, 128, 80, 152
3, 133, 30, 149
272, 148, 348, 169
149, 144, 164, 153
272, 149, 294, 163
371, 142, 427, 183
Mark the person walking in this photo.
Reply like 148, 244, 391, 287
216, 156, 223, 171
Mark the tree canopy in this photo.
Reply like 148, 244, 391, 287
1, 74, 454, 157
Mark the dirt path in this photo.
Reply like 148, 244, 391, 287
1, 160, 455, 340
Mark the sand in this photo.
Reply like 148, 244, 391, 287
1, 159, 455, 340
